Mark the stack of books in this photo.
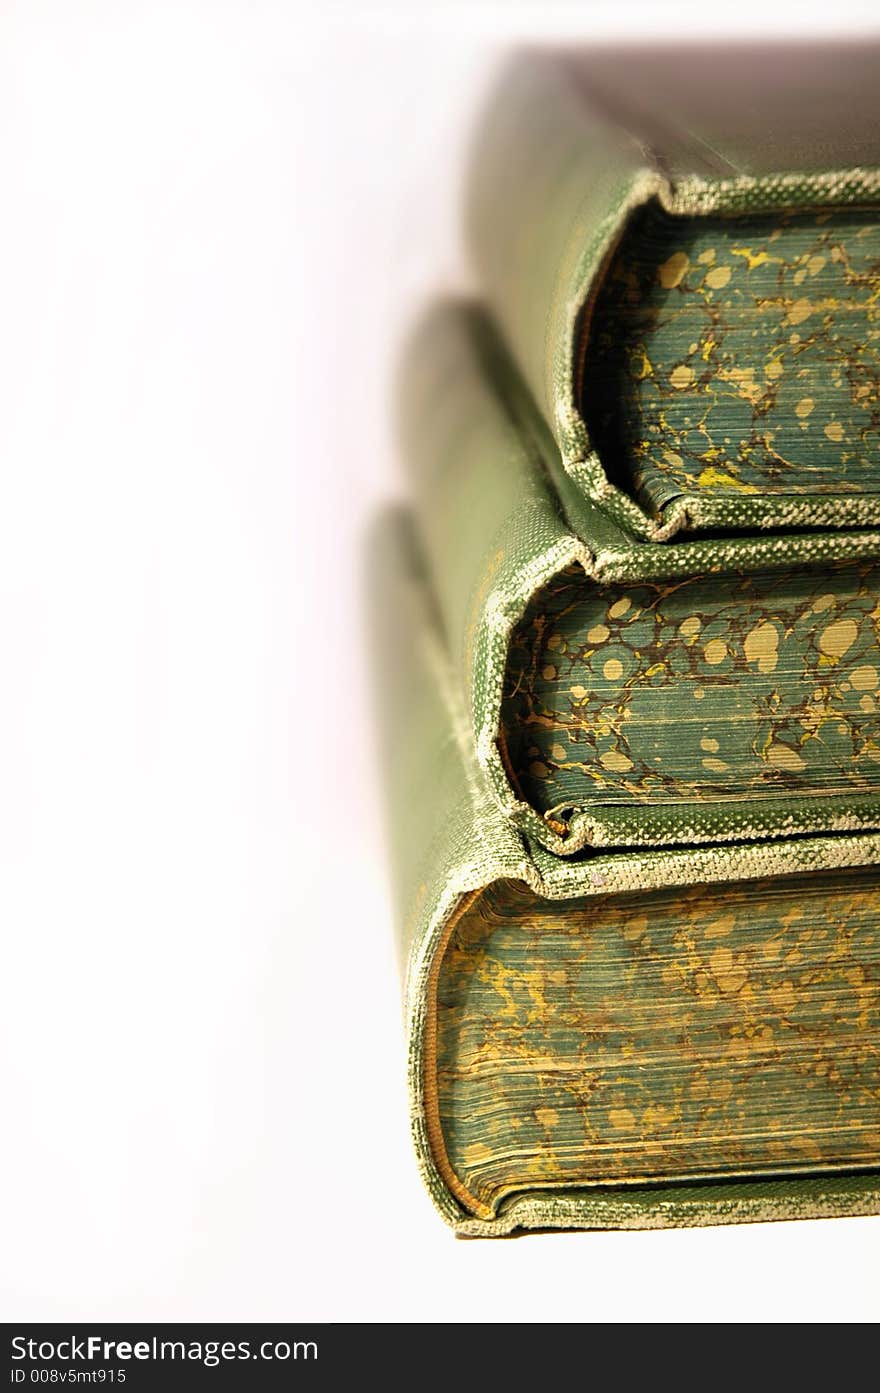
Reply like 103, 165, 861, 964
373, 46, 880, 1235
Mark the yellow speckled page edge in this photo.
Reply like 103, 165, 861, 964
432, 873, 880, 1211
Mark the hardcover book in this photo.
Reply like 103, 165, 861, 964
372, 508, 880, 1235
399, 303, 880, 856
467, 45, 880, 539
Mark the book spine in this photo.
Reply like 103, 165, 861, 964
367, 507, 532, 1226
368, 505, 533, 979
396, 303, 606, 841
465, 55, 651, 472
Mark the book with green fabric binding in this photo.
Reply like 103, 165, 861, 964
399, 301, 880, 856
466, 45, 880, 540
371, 506, 880, 1235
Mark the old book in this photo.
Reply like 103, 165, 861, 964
371, 507, 880, 1234
399, 302, 880, 856
467, 45, 880, 539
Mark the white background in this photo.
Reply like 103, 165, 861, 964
1, 1, 878, 1322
